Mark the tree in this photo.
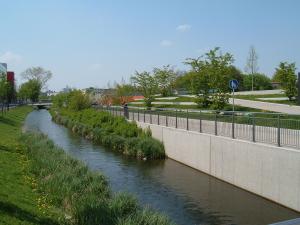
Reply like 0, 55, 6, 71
18, 79, 42, 102
243, 73, 272, 91
153, 65, 176, 97
184, 47, 234, 109
173, 71, 192, 92
273, 62, 297, 101
21, 67, 52, 90
131, 71, 158, 108
115, 83, 136, 105
52, 90, 91, 110
68, 90, 91, 111
245, 46, 259, 91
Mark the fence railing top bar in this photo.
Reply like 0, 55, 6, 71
99, 105, 300, 118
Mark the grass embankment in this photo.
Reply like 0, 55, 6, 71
20, 133, 173, 225
0, 107, 173, 225
51, 108, 165, 160
0, 106, 62, 225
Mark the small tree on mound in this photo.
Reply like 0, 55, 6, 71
273, 62, 297, 101
131, 71, 158, 108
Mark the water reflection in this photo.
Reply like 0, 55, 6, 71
24, 110, 300, 225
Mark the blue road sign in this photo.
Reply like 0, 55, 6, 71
229, 79, 239, 90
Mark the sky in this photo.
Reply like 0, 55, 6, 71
0, 0, 299, 91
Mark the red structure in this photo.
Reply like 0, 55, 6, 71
6, 71, 15, 86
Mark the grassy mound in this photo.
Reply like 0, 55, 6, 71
51, 108, 165, 160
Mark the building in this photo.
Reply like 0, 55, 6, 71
6, 71, 15, 86
0, 63, 7, 75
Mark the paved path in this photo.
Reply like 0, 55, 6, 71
132, 97, 300, 114
230, 98, 300, 115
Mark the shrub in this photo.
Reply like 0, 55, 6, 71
117, 207, 174, 225
210, 93, 229, 110
51, 108, 166, 160
135, 137, 165, 160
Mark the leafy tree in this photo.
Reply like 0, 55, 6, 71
173, 71, 192, 92
52, 92, 69, 108
115, 83, 136, 105
184, 47, 234, 109
245, 46, 259, 91
18, 79, 42, 102
131, 71, 158, 108
243, 73, 272, 91
21, 67, 52, 90
153, 65, 176, 97
68, 90, 91, 111
273, 62, 297, 101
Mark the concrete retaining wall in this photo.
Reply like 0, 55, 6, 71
136, 121, 300, 212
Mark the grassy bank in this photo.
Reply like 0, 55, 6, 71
0, 106, 62, 225
51, 108, 165, 160
0, 107, 173, 224
20, 132, 173, 225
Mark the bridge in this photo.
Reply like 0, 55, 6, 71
32, 102, 52, 109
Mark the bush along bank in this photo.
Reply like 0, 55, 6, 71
51, 108, 165, 160
20, 133, 174, 225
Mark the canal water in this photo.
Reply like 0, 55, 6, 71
23, 110, 300, 225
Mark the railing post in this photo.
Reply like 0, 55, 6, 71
157, 110, 160, 125
166, 113, 168, 127
215, 112, 218, 135
232, 112, 235, 139
199, 111, 202, 133
186, 109, 189, 130
144, 109, 146, 123
150, 110, 152, 124
252, 114, 256, 142
175, 109, 178, 128
133, 109, 135, 120
277, 115, 281, 147
138, 108, 140, 121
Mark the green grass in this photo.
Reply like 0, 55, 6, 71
128, 102, 265, 112
0, 106, 62, 225
235, 93, 286, 100
134, 96, 195, 103
20, 132, 174, 225
0, 107, 174, 225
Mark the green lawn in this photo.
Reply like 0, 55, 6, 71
0, 107, 61, 225
128, 102, 265, 112
235, 93, 286, 100
235, 93, 299, 105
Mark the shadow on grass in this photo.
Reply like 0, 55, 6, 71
0, 200, 59, 225
0, 144, 11, 152
0, 116, 17, 126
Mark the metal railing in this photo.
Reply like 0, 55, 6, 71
97, 105, 300, 150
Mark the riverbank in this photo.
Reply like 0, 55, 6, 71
51, 108, 165, 160
1, 107, 173, 225
0, 106, 62, 225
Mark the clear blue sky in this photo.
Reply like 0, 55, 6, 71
0, 0, 299, 91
